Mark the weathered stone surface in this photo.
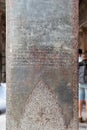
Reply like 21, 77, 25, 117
6, 0, 78, 130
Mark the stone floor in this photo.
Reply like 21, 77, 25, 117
79, 123, 87, 130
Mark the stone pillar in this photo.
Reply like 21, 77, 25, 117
6, 0, 78, 130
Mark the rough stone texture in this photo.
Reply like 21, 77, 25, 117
6, 0, 78, 130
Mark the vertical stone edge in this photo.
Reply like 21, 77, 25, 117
6, 0, 12, 129
72, 0, 79, 129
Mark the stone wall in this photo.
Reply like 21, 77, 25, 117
6, 0, 78, 130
